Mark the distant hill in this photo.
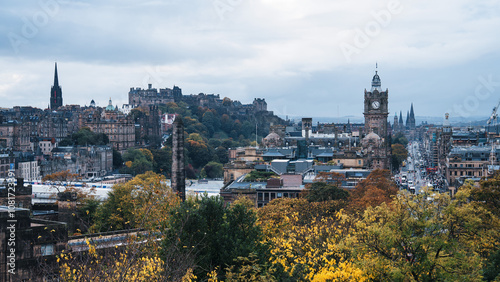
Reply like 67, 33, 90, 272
282, 115, 490, 127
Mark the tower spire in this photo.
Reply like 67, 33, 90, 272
50, 62, 63, 110
54, 62, 59, 87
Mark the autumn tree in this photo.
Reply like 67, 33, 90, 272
92, 171, 180, 232
345, 188, 500, 281
313, 171, 346, 187
471, 172, 500, 217
348, 169, 398, 214
465, 177, 500, 280
58, 240, 165, 282
185, 133, 214, 169
42, 170, 80, 193
257, 198, 366, 281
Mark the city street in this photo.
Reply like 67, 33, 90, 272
396, 141, 434, 194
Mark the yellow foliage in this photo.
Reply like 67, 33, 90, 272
59, 242, 164, 281
182, 268, 197, 282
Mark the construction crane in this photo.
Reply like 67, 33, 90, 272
487, 99, 500, 135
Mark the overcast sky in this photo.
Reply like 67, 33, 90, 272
1, 0, 499, 121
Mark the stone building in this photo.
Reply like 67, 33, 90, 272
15, 153, 40, 182
362, 70, 390, 170
446, 145, 500, 188
82, 107, 135, 152
44, 145, 113, 178
253, 98, 267, 112
128, 84, 180, 106
0, 150, 15, 179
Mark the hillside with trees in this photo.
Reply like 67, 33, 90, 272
120, 100, 285, 179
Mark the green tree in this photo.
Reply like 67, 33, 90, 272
200, 161, 223, 179
121, 148, 153, 175
215, 146, 229, 164
220, 114, 233, 133
186, 134, 213, 169
244, 171, 276, 182
112, 148, 123, 169
202, 110, 220, 137
59, 127, 109, 146
162, 195, 264, 280
151, 147, 172, 176
304, 182, 349, 202
392, 132, 409, 147
391, 143, 408, 171
241, 121, 254, 138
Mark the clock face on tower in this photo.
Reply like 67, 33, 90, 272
371, 101, 380, 110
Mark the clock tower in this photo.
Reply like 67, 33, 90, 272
362, 69, 390, 170
364, 70, 388, 136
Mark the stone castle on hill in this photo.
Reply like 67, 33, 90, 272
128, 83, 269, 116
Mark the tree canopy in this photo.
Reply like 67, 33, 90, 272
59, 127, 109, 146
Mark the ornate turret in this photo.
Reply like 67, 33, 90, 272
106, 97, 115, 111
371, 71, 382, 92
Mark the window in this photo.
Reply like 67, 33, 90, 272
40, 244, 55, 256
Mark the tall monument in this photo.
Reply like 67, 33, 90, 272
172, 116, 185, 201
362, 67, 390, 170
50, 62, 63, 110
